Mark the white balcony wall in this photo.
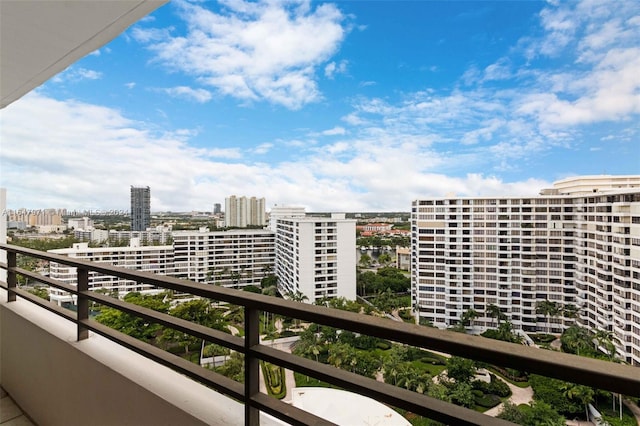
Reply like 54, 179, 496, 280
0, 292, 280, 426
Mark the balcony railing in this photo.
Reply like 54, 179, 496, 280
1, 242, 639, 426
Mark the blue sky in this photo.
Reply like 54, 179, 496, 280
1, 0, 639, 212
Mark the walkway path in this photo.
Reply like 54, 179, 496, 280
482, 378, 534, 417
565, 420, 595, 426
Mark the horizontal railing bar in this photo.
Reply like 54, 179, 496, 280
9, 286, 77, 323
12, 266, 77, 294
84, 290, 245, 352
0, 261, 6, 269
250, 392, 337, 426
81, 318, 245, 401
252, 344, 511, 426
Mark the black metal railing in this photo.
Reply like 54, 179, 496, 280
1, 243, 639, 426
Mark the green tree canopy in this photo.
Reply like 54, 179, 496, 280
498, 401, 565, 426
536, 300, 561, 334
446, 356, 476, 384
95, 292, 170, 342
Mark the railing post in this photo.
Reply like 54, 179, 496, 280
244, 307, 260, 426
7, 251, 16, 302
77, 267, 89, 341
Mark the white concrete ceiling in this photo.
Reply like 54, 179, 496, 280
0, 0, 168, 109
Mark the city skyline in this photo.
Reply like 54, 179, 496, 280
1, 0, 639, 212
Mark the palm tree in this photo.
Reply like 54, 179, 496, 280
230, 271, 242, 289
594, 329, 617, 359
328, 343, 357, 372
560, 325, 591, 355
485, 304, 505, 327
462, 308, 478, 327
377, 252, 393, 267
536, 300, 560, 334
287, 290, 309, 303
286, 290, 308, 329
452, 309, 478, 333
562, 303, 579, 320
359, 253, 373, 268
561, 382, 594, 422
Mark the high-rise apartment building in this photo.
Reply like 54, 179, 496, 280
172, 228, 275, 289
411, 175, 640, 365
48, 240, 175, 306
130, 186, 151, 231
0, 189, 6, 284
8, 208, 63, 226
273, 210, 356, 303
213, 203, 221, 215
224, 195, 266, 228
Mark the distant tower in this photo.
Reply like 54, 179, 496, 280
225, 195, 238, 227
130, 186, 150, 231
214, 203, 221, 214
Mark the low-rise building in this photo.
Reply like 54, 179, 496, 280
48, 239, 175, 306
172, 228, 275, 289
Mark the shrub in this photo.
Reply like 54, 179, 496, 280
472, 378, 509, 397
419, 356, 445, 365
376, 341, 392, 350
492, 366, 528, 382
475, 393, 502, 408
488, 374, 511, 397
261, 362, 286, 399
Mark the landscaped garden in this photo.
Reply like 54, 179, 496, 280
89, 288, 637, 426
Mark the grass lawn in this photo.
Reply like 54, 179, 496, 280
293, 371, 337, 389
395, 408, 439, 426
410, 359, 446, 376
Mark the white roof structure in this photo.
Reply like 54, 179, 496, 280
0, 0, 168, 109
291, 387, 411, 426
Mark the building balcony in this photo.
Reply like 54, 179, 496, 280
1, 243, 640, 426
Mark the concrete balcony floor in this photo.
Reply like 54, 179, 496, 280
1, 387, 35, 426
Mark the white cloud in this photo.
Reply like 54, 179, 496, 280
161, 86, 213, 103
321, 126, 346, 136
324, 60, 348, 79
516, 47, 640, 127
461, 119, 505, 145
3, 0, 637, 212
536, 6, 578, 57
253, 143, 273, 154
341, 112, 368, 126
483, 58, 511, 81
125, 82, 136, 89
52, 67, 103, 83
133, 0, 349, 109
0, 93, 547, 212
